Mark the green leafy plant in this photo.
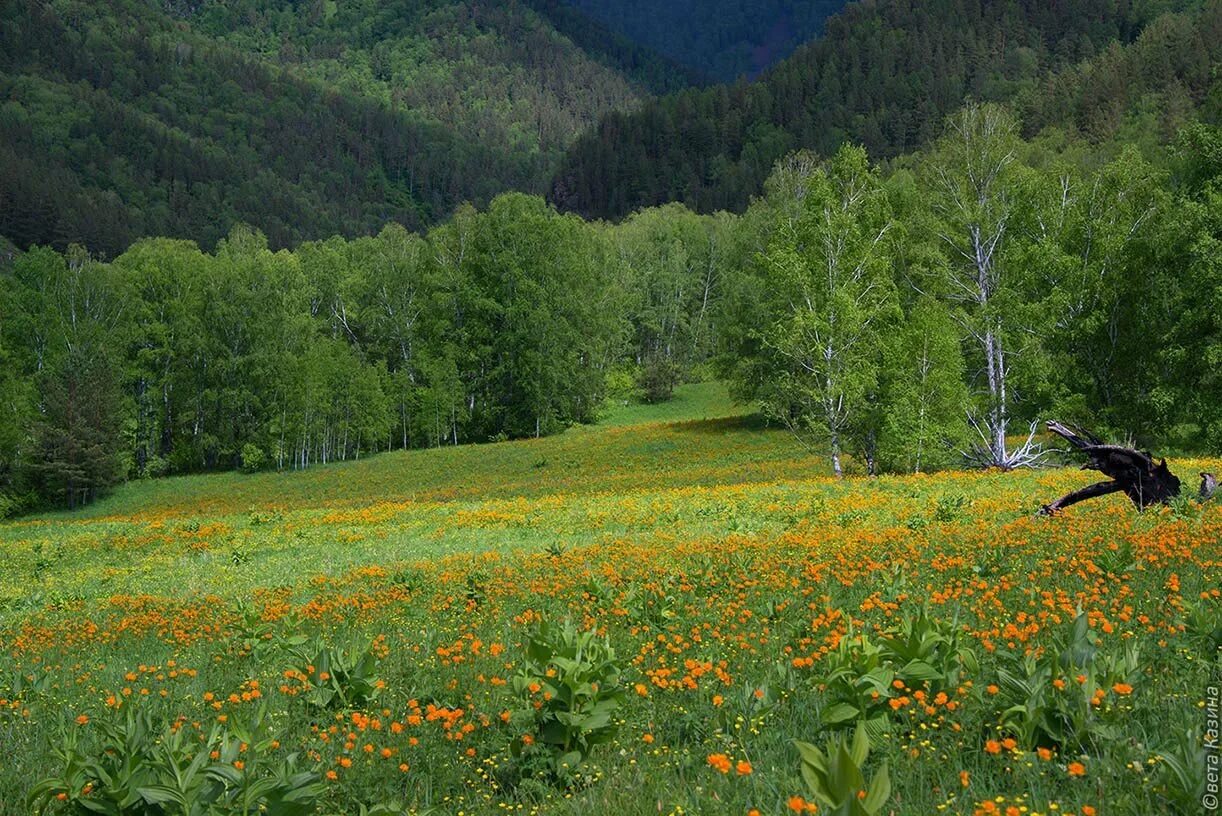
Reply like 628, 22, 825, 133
877, 608, 978, 693
1092, 540, 1137, 577
793, 723, 892, 816
815, 633, 896, 735
463, 570, 488, 607
508, 619, 625, 781
991, 612, 1140, 751
226, 601, 307, 660
29, 704, 324, 815
623, 576, 681, 626
1179, 596, 1222, 659
1149, 727, 1209, 815
932, 494, 968, 523
289, 638, 384, 711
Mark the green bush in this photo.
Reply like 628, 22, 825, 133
239, 444, 267, 474
0, 489, 34, 519
637, 357, 681, 404
604, 365, 643, 404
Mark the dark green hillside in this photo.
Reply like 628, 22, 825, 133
0, 0, 675, 256
563, 0, 849, 81
551, 0, 1216, 220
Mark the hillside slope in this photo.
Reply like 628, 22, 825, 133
562, 0, 848, 81
551, 0, 1219, 219
0, 0, 680, 256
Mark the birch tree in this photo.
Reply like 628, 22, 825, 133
924, 104, 1039, 469
750, 144, 900, 476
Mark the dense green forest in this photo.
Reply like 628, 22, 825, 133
563, 0, 848, 81
0, 0, 681, 257
551, 0, 1222, 219
2, 0, 1221, 514
3, 106, 1220, 511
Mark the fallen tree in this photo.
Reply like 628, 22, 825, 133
1039, 421, 1217, 515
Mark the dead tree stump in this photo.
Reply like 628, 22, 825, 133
1039, 421, 1215, 514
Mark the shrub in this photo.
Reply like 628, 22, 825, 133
637, 357, 681, 404
604, 365, 643, 404
239, 443, 267, 474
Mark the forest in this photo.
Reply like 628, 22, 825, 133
563, 0, 848, 81
0, 0, 682, 257
551, 0, 1222, 218
2, 102, 1219, 512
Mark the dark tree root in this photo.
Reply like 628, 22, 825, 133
1039, 420, 1216, 515
1039, 480, 1124, 516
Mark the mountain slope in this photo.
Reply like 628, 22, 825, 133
0, 0, 681, 256
562, 0, 849, 81
551, 0, 1216, 220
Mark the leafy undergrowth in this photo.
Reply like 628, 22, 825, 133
0, 387, 1218, 815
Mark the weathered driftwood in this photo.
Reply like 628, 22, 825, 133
1039, 420, 1217, 515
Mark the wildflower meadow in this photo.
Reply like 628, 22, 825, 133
1, 385, 1218, 816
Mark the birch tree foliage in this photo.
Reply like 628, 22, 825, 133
921, 104, 1048, 469
753, 144, 901, 477
1019, 147, 1168, 432
878, 297, 969, 473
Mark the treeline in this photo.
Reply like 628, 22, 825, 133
3, 109, 1220, 512
0, 192, 742, 511
723, 110, 1222, 475
0, 0, 666, 258
551, 0, 1220, 219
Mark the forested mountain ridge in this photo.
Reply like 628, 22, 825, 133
561, 0, 849, 81
551, 0, 1220, 220
0, 0, 681, 257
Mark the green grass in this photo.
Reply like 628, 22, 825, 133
0, 383, 805, 617
52, 382, 765, 520
596, 380, 746, 426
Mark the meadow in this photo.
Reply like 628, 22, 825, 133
0, 383, 1218, 816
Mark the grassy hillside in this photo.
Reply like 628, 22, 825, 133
1, 381, 1219, 813
0, 383, 818, 605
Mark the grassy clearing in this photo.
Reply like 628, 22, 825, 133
0, 385, 1218, 816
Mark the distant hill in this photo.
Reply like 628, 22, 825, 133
0, 0, 688, 256
551, 0, 1219, 220
561, 0, 849, 81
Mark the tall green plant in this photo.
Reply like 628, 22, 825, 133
509, 619, 626, 780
